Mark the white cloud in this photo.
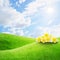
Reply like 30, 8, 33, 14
23, 0, 59, 16
23, 0, 45, 16
9, 28, 24, 36
0, 0, 60, 37
16, 0, 26, 7
2, 29, 24, 36
2, 26, 24, 36
0, 0, 10, 7
47, 20, 53, 25
37, 25, 60, 37
0, 0, 31, 36
0, 7, 31, 28
22, 0, 60, 28
19, 0, 25, 4
0, 0, 31, 26
0, 0, 4, 7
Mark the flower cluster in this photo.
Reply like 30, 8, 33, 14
36, 33, 57, 43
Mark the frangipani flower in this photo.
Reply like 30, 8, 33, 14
36, 36, 41, 43
36, 33, 57, 43
52, 37, 57, 43
41, 36, 45, 43
44, 33, 49, 37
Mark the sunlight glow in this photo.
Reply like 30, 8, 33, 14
46, 7, 55, 14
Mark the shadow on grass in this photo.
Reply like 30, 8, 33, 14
38, 42, 58, 45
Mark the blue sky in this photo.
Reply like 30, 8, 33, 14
10, 0, 34, 12
0, 0, 60, 37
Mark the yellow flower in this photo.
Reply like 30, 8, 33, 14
43, 34, 50, 42
52, 37, 57, 43
41, 36, 45, 43
44, 33, 49, 37
46, 36, 50, 42
36, 33, 57, 44
44, 37, 47, 42
36, 36, 41, 43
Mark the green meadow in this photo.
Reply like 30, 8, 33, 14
0, 33, 60, 60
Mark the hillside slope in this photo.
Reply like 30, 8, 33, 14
0, 33, 60, 60
0, 33, 35, 50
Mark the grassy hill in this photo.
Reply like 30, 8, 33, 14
0, 33, 35, 50
0, 33, 60, 60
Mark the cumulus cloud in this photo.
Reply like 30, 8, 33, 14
21, 0, 60, 37
0, 0, 60, 37
37, 25, 60, 37
0, 6, 31, 27
0, 0, 31, 36
0, 0, 10, 7
19, 0, 25, 4
3, 29, 24, 36
16, 0, 26, 7
23, 0, 45, 16
23, 0, 59, 16
22, 0, 59, 26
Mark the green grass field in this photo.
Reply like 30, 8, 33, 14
0, 33, 60, 60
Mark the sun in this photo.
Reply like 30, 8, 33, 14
46, 7, 54, 14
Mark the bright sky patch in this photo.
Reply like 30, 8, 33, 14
46, 7, 55, 14
0, 0, 60, 37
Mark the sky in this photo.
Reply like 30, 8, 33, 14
0, 0, 60, 37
